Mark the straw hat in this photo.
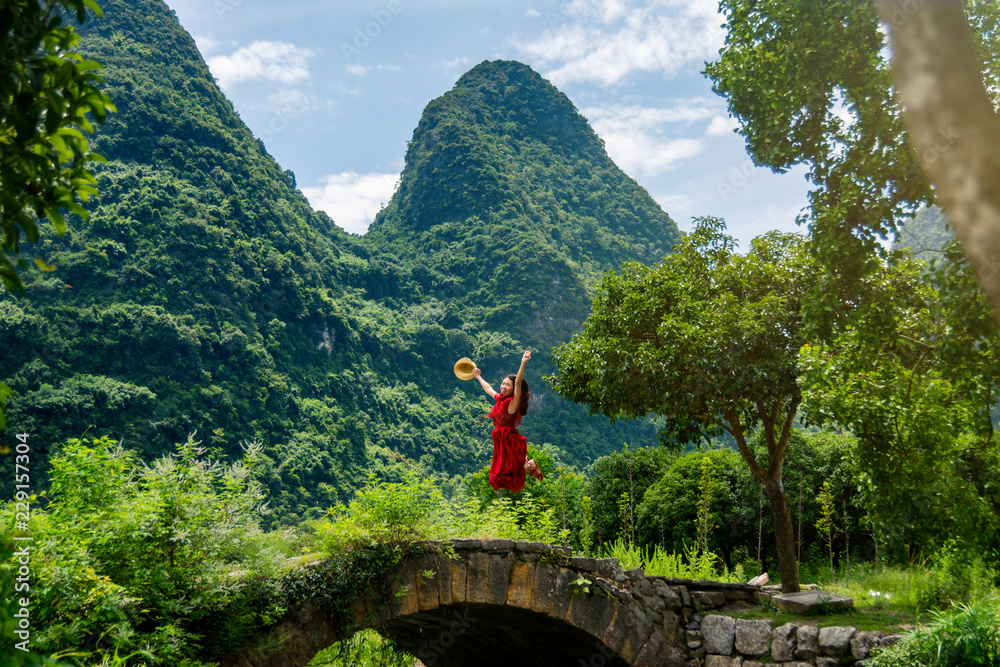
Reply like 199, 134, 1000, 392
453, 357, 477, 380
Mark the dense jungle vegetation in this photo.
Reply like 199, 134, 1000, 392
3, 0, 1000, 665
0, 0, 674, 523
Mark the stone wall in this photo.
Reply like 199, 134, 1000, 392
685, 614, 902, 666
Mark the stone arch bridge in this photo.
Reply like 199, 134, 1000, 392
221, 539, 761, 667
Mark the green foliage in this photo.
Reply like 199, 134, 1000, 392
800, 249, 1000, 559
869, 598, 1000, 667
816, 480, 838, 581
636, 447, 756, 569
0, 435, 281, 665
584, 445, 675, 548
306, 629, 413, 667
602, 538, 745, 583
915, 543, 999, 612
0, 0, 116, 293
317, 468, 567, 553
318, 473, 442, 551
695, 455, 715, 555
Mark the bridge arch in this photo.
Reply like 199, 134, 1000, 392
221, 539, 759, 667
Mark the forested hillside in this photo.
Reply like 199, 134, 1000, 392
0, 0, 677, 522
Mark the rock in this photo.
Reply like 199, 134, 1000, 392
816, 658, 840, 667
661, 647, 687, 667
705, 656, 738, 667
851, 630, 884, 659
701, 615, 737, 655
734, 619, 772, 656
772, 591, 854, 613
771, 622, 797, 661
795, 625, 819, 660
819, 625, 856, 656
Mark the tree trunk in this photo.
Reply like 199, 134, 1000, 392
726, 409, 801, 593
763, 477, 800, 593
875, 0, 1000, 323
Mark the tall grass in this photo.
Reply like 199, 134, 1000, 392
601, 538, 745, 582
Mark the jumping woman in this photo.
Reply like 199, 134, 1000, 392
473, 350, 544, 492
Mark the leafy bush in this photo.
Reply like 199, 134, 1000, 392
317, 471, 563, 554
0, 435, 280, 665
870, 598, 1000, 666
916, 542, 998, 611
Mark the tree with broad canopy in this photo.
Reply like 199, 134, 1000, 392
548, 217, 811, 592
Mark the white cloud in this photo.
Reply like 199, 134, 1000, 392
207, 41, 314, 88
257, 89, 334, 116
513, 0, 725, 86
583, 102, 714, 175
706, 114, 739, 136
191, 34, 223, 55
346, 63, 369, 76
525, 9, 542, 18
437, 57, 472, 70
301, 171, 399, 235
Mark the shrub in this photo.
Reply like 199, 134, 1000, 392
916, 542, 998, 610
870, 597, 1000, 666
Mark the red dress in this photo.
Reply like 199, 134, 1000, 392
487, 392, 527, 492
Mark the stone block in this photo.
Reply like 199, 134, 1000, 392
819, 625, 856, 656
487, 554, 513, 605
576, 590, 619, 637
529, 562, 558, 614
652, 579, 683, 609
701, 615, 737, 655
551, 568, 580, 619
506, 560, 535, 609
677, 585, 693, 608
660, 647, 687, 667
704, 655, 737, 667
602, 605, 634, 654
640, 593, 666, 614
851, 630, 884, 660
448, 558, 467, 604
569, 557, 626, 582
692, 590, 727, 608
449, 538, 483, 550
632, 628, 664, 666
390, 564, 419, 617
734, 619, 772, 656
466, 551, 492, 604
662, 610, 684, 648
481, 538, 516, 552
771, 622, 797, 661
618, 606, 654, 664
414, 554, 442, 611
816, 657, 839, 667
795, 624, 819, 660
772, 590, 854, 613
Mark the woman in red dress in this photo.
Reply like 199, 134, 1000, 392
473, 350, 544, 492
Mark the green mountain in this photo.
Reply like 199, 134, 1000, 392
0, 0, 678, 522
368, 60, 679, 349
892, 206, 952, 255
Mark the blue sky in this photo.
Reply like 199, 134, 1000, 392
161, 0, 812, 246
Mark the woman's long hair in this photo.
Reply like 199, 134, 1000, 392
505, 374, 530, 416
